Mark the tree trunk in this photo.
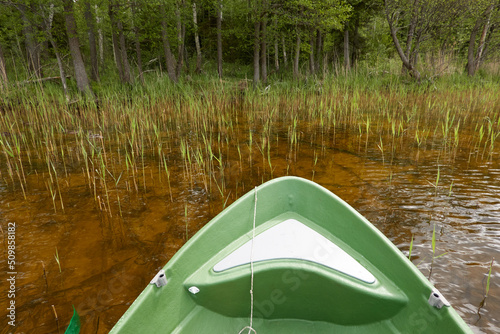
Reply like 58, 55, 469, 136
466, 4, 495, 76
63, 0, 93, 96
274, 33, 279, 72
343, 22, 350, 72
253, 20, 260, 84
410, 37, 421, 67
45, 4, 69, 101
19, 6, 42, 79
132, 1, 144, 84
402, 0, 419, 74
260, 18, 267, 83
84, 0, 99, 81
273, 16, 279, 72
316, 30, 323, 74
175, 2, 186, 78
109, 1, 131, 84
96, 5, 104, 64
293, 28, 301, 79
323, 50, 328, 75
309, 29, 315, 75
478, 24, 496, 69
0, 43, 7, 91
216, 0, 223, 79
474, 5, 494, 73
192, 2, 202, 73
111, 29, 123, 80
384, 1, 421, 81
161, 5, 178, 82
282, 35, 287, 67
48, 37, 69, 102
109, 3, 124, 82
117, 19, 132, 84
352, 19, 359, 64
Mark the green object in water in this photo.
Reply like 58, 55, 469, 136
65, 306, 80, 334
110, 176, 472, 333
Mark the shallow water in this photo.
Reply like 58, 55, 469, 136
1, 98, 500, 333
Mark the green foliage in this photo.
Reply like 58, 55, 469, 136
0, 0, 500, 87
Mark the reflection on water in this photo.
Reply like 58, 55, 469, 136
0, 96, 499, 333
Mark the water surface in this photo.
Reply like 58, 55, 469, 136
0, 91, 499, 333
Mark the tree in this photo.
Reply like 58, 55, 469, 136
63, 0, 94, 96
160, 2, 178, 82
83, 0, 99, 81
216, 0, 222, 78
466, 1, 500, 76
15, 2, 43, 79
192, 1, 202, 73
132, 0, 144, 84
0, 42, 7, 91
41, 3, 69, 101
384, 0, 469, 80
340, 0, 382, 73
109, 0, 132, 84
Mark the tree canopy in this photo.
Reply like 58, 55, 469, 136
0, 0, 499, 96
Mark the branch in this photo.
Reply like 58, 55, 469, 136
20, 75, 71, 85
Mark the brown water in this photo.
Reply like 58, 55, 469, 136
1, 94, 500, 333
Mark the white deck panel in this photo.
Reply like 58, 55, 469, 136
213, 219, 375, 283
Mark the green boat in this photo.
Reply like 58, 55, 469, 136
111, 176, 471, 333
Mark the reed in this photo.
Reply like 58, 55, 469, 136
428, 224, 448, 279
52, 305, 60, 334
54, 247, 62, 273
1, 72, 500, 253
477, 258, 495, 318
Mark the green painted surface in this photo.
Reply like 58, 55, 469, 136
110, 177, 472, 333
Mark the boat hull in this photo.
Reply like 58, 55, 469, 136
111, 177, 471, 333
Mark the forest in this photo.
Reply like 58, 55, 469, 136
0, 0, 500, 101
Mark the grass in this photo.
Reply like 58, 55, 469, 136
0, 68, 500, 223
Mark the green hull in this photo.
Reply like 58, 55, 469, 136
111, 177, 471, 333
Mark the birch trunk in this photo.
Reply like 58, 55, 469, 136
45, 4, 69, 101
132, 1, 144, 84
293, 29, 301, 79
175, 1, 186, 77
260, 19, 267, 83
253, 20, 260, 84
95, 5, 104, 64
192, 2, 202, 73
282, 36, 287, 67
274, 34, 279, 72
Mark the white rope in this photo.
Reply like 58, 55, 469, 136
238, 186, 258, 334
